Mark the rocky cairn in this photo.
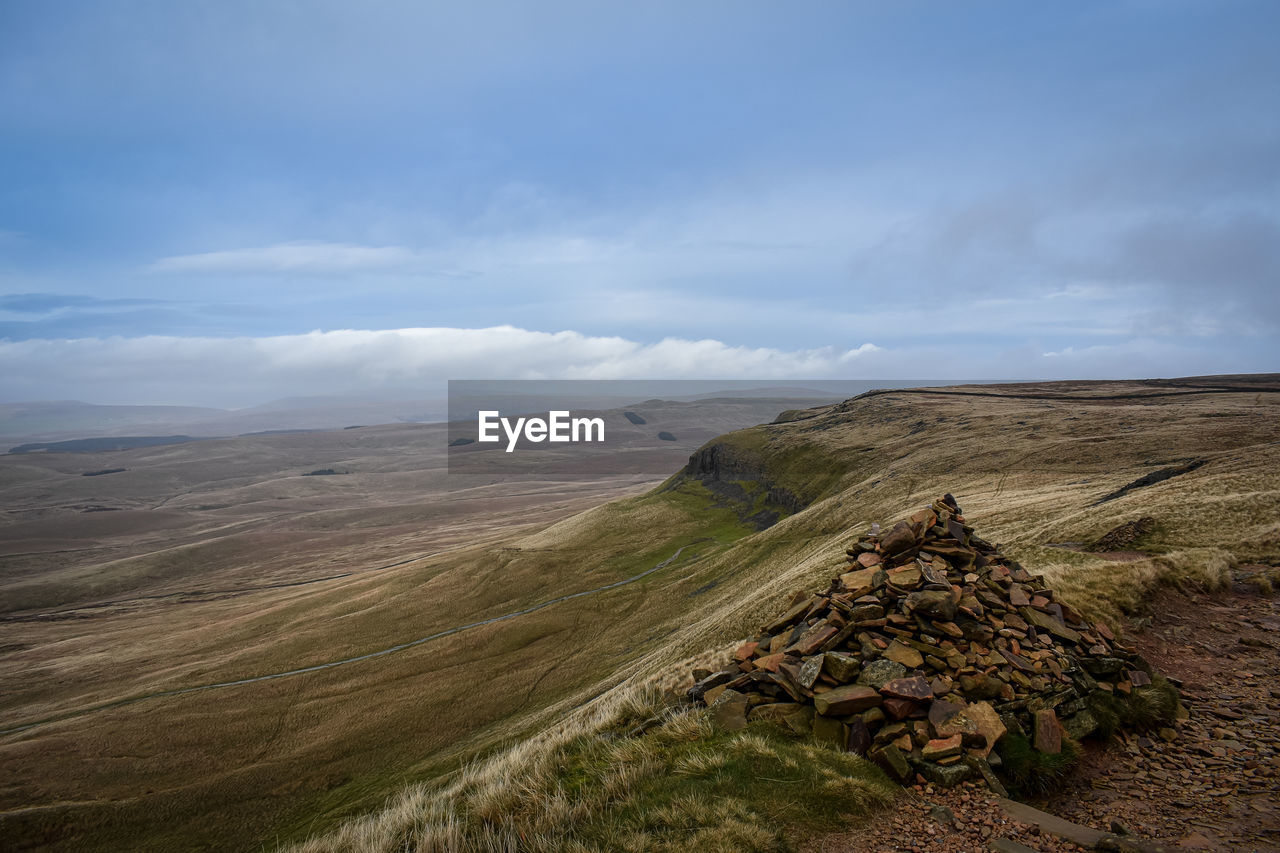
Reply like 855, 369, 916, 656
688, 495, 1163, 791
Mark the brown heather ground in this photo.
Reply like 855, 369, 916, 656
2, 377, 1278, 851
0, 402, 794, 851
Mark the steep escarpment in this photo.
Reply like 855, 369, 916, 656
672, 441, 808, 528
666, 422, 858, 529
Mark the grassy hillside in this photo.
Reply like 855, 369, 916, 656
2, 377, 1277, 851
0, 449, 759, 850
288, 376, 1280, 852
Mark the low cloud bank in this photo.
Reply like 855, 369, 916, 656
0, 326, 880, 407
0, 324, 1264, 408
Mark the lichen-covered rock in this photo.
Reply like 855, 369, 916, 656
708, 688, 749, 731
857, 658, 908, 689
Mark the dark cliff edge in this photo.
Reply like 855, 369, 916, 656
664, 440, 809, 530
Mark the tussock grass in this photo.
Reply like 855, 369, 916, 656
1241, 566, 1279, 596
1087, 675, 1181, 741
291, 381, 1279, 853
287, 686, 894, 853
1036, 548, 1233, 626
995, 733, 1082, 796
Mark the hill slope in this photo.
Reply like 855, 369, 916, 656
288, 376, 1280, 852
2, 377, 1277, 851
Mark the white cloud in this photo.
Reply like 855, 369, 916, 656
148, 242, 417, 274
0, 324, 1266, 407
0, 327, 883, 407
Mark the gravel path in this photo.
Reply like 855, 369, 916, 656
804, 780, 1081, 852
806, 568, 1280, 852
1049, 574, 1280, 851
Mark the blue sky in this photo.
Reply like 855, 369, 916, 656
1, 1, 1277, 405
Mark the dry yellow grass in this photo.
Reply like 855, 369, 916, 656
286, 377, 1279, 853
3, 377, 1277, 851
287, 683, 893, 853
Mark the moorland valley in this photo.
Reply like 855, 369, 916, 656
1, 376, 1278, 851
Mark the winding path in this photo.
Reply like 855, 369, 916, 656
0, 544, 693, 737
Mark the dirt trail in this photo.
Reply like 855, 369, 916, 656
808, 570, 1280, 852
1047, 575, 1280, 851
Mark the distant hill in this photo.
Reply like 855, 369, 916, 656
9, 435, 200, 454
0, 401, 222, 441
0, 398, 448, 445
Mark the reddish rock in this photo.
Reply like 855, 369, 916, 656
922, 733, 963, 760
880, 521, 918, 556
754, 652, 785, 672
703, 683, 728, 705
936, 621, 965, 638
788, 624, 839, 656
839, 566, 878, 589
888, 564, 923, 589
880, 676, 934, 701
882, 697, 922, 719
814, 684, 882, 716
1034, 708, 1062, 754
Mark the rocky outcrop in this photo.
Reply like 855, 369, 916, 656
672, 441, 806, 529
1094, 461, 1206, 505
688, 495, 1173, 791
1090, 517, 1156, 552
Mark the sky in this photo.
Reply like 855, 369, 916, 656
1, 0, 1277, 407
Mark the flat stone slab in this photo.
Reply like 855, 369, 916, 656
882, 639, 924, 668
1019, 605, 1082, 643
880, 675, 933, 701
996, 799, 1178, 852
997, 798, 1106, 848
814, 684, 881, 716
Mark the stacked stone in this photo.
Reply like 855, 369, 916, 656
688, 494, 1157, 789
